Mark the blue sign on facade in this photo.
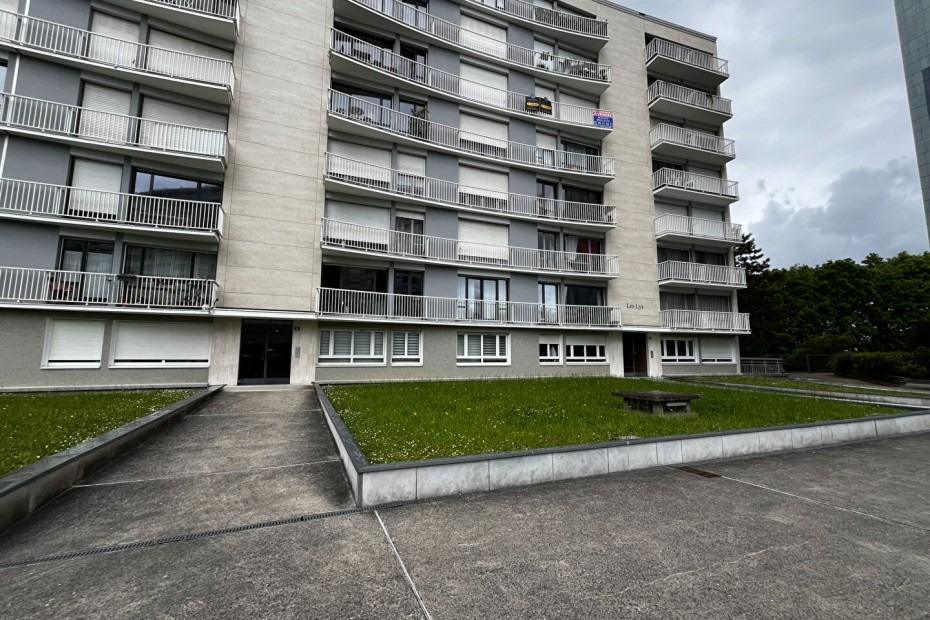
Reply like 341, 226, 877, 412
593, 110, 613, 128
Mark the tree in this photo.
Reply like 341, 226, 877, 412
733, 233, 777, 356
734, 233, 770, 277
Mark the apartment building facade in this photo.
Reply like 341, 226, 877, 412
0, 0, 747, 389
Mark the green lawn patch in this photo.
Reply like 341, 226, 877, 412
0, 389, 194, 477
324, 378, 903, 464
686, 376, 930, 399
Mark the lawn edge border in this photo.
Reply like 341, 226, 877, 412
0, 386, 222, 534
672, 378, 930, 407
314, 384, 930, 508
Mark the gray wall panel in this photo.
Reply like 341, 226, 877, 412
508, 70, 535, 98
2, 137, 71, 184
509, 219, 537, 249
15, 57, 82, 105
425, 205, 457, 239
509, 272, 536, 303
0, 221, 59, 269
424, 151, 458, 183
506, 22, 534, 51
28, 0, 91, 27
509, 167, 536, 198
428, 0, 460, 24
424, 264, 457, 297
428, 46, 459, 76
508, 118, 535, 147
426, 98, 459, 130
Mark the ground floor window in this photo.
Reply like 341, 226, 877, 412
662, 339, 695, 363
565, 335, 607, 364
539, 334, 561, 364
457, 333, 509, 365
319, 330, 385, 365
391, 331, 422, 365
111, 321, 211, 367
43, 319, 105, 368
700, 337, 735, 363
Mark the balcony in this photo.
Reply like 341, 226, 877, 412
322, 219, 620, 278
644, 39, 728, 89
336, 0, 610, 94
317, 288, 621, 328
657, 261, 746, 290
647, 81, 732, 126
0, 93, 228, 172
330, 30, 612, 136
328, 91, 614, 182
654, 214, 742, 247
0, 266, 218, 312
661, 309, 750, 333
460, 0, 608, 52
0, 10, 234, 104
0, 178, 222, 240
652, 169, 739, 206
105, 0, 238, 40
649, 123, 735, 166
324, 153, 616, 229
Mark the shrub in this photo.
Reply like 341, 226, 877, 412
830, 351, 930, 380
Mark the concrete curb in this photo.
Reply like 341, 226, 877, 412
674, 379, 930, 408
313, 384, 930, 508
0, 386, 222, 534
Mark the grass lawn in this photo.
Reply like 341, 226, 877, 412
0, 389, 194, 477
686, 376, 930, 399
325, 378, 904, 464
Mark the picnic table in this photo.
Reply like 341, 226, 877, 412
612, 390, 702, 416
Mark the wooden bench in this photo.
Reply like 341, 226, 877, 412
612, 390, 702, 417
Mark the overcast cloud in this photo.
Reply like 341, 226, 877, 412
615, 0, 930, 266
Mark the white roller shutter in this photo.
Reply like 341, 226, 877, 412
655, 203, 688, 217
460, 114, 508, 152
458, 219, 508, 262
326, 201, 390, 244
0, 0, 19, 13
690, 165, 721, 178
691, 207, 726, 238
89, 13, 139, 67
147, 29, 232, 84
692, 207, 724, 221
557, 92, 596, 124
397, 153, 425, 175
533, 40, 555, 71
328, 141, 392, 185
45, 319, 105, 367
140, 97, 226, 154
460, 15, 506, 59
69, 159, 123, 217
565, 334, 606, 346
700, 337, 735, 362
460, 63, 508, 108
80, 84, 131, 143
142, 98, 227, 129
112, 321, 212, 366
459, 166, 508, 198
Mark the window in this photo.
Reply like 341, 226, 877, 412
399, 44, 427, 83
319, 330, 385, 365
565, 335, 606, 363
560, 140, 600, 172
700, 337, 735, 363
457, 333, 509, 364
458, 275, 508, 320
563, 185, 602, 205
662, 339, 696, 363
43, 319, 105, 369
538, 282, 558, 323
697, 294, 731, 312
54, 239, 115, 303
563, 235, 603, 271
110, 321, 211, 367
658, 247, 690, 263
133, 170, 223, 204
660, 292, 694, 311
536, 180, 558, 218
331, 85, 393, 127
539, 334, 561, 364
123, 245, 217, 279
695, 251, 727, 266
565, 285, 604, 306
398, 99, 428, 138
392, 331, 422, 365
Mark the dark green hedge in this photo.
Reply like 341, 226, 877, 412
830, 349, 930, 380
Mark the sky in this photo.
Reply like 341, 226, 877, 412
615, 0, 930, 267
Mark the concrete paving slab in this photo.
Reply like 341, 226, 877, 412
0, 514, 424, 620
195, 390, 319, 415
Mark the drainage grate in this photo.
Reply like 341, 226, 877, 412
675, 466, 721, 478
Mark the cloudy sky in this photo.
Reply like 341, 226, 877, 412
617, 0, 930, 267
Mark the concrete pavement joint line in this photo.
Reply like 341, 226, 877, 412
721, 475, 930, 533
375, 511, 433, 620
188, 409, 320, 417
72, 459, 341, 488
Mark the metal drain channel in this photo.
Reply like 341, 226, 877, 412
675, 466, 722, 478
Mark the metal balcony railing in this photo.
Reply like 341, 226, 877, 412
317, 287, 622, 327
325, 153, 615, 226
141, 0, 238, 19
329, 91, 614, 177
0, 10, 234, 89
649, 123, 735, 158
330, 29, 611, 129
0, 266, 218, 309
652, 169, 739, 199
0, 93, 228, 159
0, 177, 222, 233
647, 80, 732, 116
644, 39, 728, 75
322, 218, 620, 276
741, 358, 785, 375
657, 261, 746, 287
661, 309, 750, 332
348, 0, 610, 83
654, 214, 742, 243
461, 0, 608, 39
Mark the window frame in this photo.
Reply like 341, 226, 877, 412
108, 321, 212, 368
42, 318, 106, 369
564, 336, 607, 364
391, 330, 423, 366
318, 329, 387, 366
538, 334, 562, 365
661, 338, 696, 363
456, 333, 510, 366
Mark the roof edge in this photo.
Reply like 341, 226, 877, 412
591, 0, 717, 42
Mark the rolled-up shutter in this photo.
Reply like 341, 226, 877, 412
700, 337, 735, 362
80, 84, 131, 142
0, 0, 19, 13
112, 321, 212, 365
45, 319, 105, 367
328, 141, 392, 185
69, 159, 123, 217
460, 114, 508, 153
655, 203, 688, 216
460, 63, 508, 108
140, 97, 226, 154
142, 98, 227, 129
458, 166, 508, 202
692, 207, 724, 221
460, 15, 507, 59
89, 13, 139, 67
557, 92, 597, 123
325, 201, 390, 244
458, 219, 508, 262
147, 29, 232, 84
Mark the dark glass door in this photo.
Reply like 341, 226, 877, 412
623, 332, 648, 377
238, 320, 293, 385
394, 270, 424, 317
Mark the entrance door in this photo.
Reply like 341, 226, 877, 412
623, 333, 648, 377
238, 320, 293, 385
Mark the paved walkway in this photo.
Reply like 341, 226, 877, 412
1, 389, 929, 618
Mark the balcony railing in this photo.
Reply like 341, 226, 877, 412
661, 309, 750, 332
348, 0, 610, 83
647, 80, 732, 116
0, 266, 218, 309
644, 39, 728, 76
329, 91, 614, 177
462, 0, 608, 39
142, 0, 237, 19
653, 169, 739, 200
325, 153, 615, 226
649, 124, 735, 158
317, 287, 621, 327
0, 10, 234, 89
741, 358, 785, 375
654, 214, 742, 244
658, 261, 746, 288
322, 218, 620, 276
330, 29, 611, 130
0, 93, 228, 159
0, 178, 222, 233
